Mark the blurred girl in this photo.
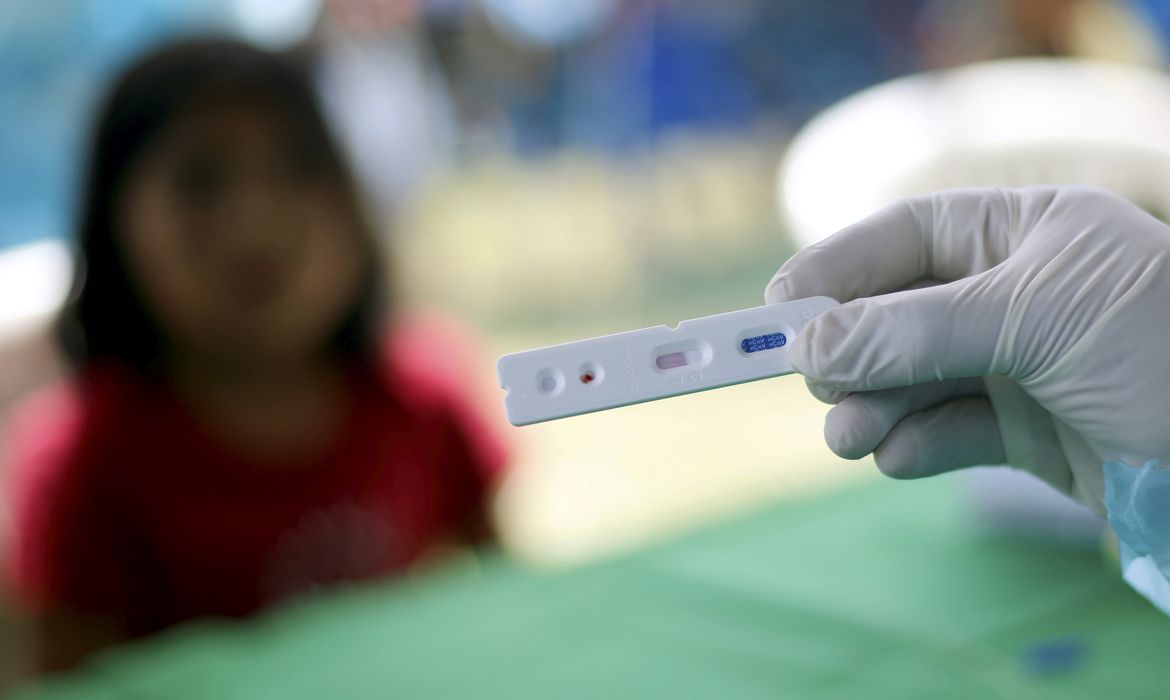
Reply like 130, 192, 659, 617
3, 38, 507, 672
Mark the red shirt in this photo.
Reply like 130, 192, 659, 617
4, 317, 508, 636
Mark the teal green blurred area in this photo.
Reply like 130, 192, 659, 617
11, 475, 1165, 700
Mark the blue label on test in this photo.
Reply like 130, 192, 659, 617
741, 332, 787, 353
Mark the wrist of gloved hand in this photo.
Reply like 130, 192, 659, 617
983, 376, 1106, 515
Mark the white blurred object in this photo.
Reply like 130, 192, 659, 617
481, 0, 617, 48
231, 0, 322, 48
779, 58, 1170, 248
961, 467, 1104, 544
315, 25, 456, 214
0, 240, 71, 434
0, 240, 72, 343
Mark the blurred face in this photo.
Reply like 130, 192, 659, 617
118, 97, 366, 369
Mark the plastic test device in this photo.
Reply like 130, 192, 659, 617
497, 296, 838, 426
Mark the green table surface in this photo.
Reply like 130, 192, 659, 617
11, 475, 1170, 700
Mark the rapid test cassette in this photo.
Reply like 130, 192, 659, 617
497, 296, 838, 426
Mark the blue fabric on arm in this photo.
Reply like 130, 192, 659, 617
1104, 459, 1170, 615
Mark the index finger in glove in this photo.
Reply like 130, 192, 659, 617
765, 187, 1044, 305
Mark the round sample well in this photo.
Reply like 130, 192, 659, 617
578, 362, 604, 385
536, 368, 565, 395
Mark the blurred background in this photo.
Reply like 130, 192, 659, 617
5, 0, 1170, 564
6, 0, 1170, 686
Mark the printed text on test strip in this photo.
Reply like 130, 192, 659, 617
496, 297, 838, 426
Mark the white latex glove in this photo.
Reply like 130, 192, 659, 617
766, 186, 1170, 515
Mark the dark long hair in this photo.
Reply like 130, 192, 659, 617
58, 37, 385, 374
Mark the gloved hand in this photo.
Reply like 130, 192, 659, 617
766, 186, 1170, 515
